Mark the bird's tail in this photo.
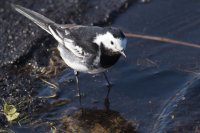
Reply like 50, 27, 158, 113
12, 4, 56, 35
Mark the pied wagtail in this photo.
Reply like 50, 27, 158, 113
12, 4, 127, 106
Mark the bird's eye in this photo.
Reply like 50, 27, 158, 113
111, 41, 114, 45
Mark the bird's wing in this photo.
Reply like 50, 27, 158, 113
65, 26, 100, 54
63, 37, 86, 58
49, 25, 100, 58
59, 24, 82, 29
45, 24, 88, 58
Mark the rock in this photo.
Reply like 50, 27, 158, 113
0, 113, 8, 127
60, 108, 138, 133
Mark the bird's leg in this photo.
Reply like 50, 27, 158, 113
103, 72, 112, 111
103, 72, 112, 88
74, 71, 82, 107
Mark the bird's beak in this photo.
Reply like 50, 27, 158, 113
120, 50, 126, 58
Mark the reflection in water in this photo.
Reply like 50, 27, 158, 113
104, 87, 111, 111
103, 72, 112, 111
76, 72, 113, 112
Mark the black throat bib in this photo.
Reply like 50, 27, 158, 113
100, 45, 121, 68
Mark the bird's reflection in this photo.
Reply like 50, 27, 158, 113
76, 72, 113, 112
104, 83, 112, 111
78, 79, 112, 113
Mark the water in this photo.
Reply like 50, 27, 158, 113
112, 0, 200, 133
112, 0, 200, 132
11, 0, 200, 132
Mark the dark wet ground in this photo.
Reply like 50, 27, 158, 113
1, 0, 200, 133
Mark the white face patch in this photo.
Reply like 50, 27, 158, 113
93, 32, 127, 52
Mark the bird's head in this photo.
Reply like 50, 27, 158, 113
93, 27, 127, 57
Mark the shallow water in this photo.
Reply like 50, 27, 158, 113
11, 0, 200, 132
112, 0, 200, 132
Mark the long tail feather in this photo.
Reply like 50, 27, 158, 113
12, 4, 55, 34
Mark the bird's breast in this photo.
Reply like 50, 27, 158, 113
100, 53, 121, 68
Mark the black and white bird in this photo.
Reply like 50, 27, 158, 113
12, 4, 127, 103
